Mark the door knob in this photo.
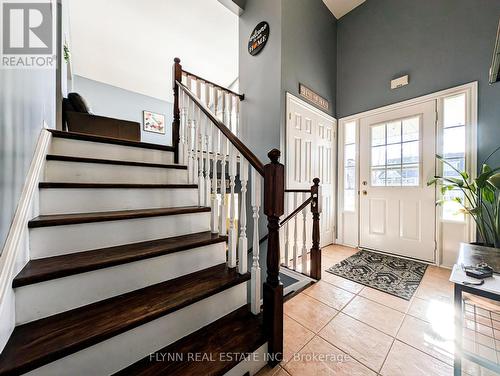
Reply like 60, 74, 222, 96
362, 181, 368, 186
362, 190, 368, 195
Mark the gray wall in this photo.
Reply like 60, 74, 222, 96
239, 0, 283, 162
0, 69, 56, 253
73, 76, 173, 145
282, 0, 337, 117
337, 0, 500, 168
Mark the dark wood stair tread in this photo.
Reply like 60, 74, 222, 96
0, 264, 250, 376
114, 306, 266, 376
28, 206, 211, 228
48, 129, 176, 152
46, 154, 187, 169
39, 182, 198, 189
14, 232, 227, 287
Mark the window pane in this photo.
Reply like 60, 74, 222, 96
443, 94, 466, 128
371, 124, 385, 146
386, 166, 402, 186
344, 190, 355, 212
371, 167, 386, 186
442, 189, 465, 221
403, 141, 419, 164
371, 146, 386, 167
344, 167, 356, 190
345, 122, 356, 144
387, 121, 401, 144
344, 144, 356, 167
387, 144, 401, 165
402, 165, 419, 186
443, 126, 465, 159
443, 158, 465, 178
402, 117, 419, 142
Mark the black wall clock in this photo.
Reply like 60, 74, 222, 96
248, 21, 270, 56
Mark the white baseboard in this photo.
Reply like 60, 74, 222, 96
0, 128, 52, 352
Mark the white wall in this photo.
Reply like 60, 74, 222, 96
68, 0, 239, 103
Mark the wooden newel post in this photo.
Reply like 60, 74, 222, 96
172, 57, 182, 164
263, 148, 284, 366
310, 178, 322, 280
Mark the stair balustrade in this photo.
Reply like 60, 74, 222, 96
172, 57, 321, 365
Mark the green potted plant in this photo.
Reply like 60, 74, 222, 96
428, 147, 500, 248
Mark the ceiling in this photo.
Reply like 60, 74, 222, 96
322, 0, 366, 19
68, 0, 238, 103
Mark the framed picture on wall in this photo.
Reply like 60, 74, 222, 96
143, 110, 166, 134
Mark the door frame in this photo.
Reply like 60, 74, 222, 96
284, 92, 337, 246
337, 82, 478, 266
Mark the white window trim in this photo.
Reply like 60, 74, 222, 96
336, 82, 478, 266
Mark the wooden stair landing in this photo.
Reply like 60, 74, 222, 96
114, 306, 267, 376
14, 232, 227, 287
28, 206, 211, 228
0, 264, 250, 376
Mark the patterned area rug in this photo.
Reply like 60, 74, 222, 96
325, 250, 427, 300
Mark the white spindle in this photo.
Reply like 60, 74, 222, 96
210, 118, 219, 233
251, 169, 262, 314
228, 144, 237, 268
284, 195, 290, 268
204, 85, 211, 207
219, 135, 227, 236
293, 193, 299, 270
238, 158, 249, 274
301, 192, 308, 274
179, 88, 186, 165
235, 96, 240, 137
196, 82, 204, 205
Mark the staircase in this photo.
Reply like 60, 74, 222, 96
0, 130, 267, 375
0, 58, 323, 375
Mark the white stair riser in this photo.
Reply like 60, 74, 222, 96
39, 188, 198, 215
16, 243, 226, 324
25, 283, 248, 376
45, 160, 188, 184
224, 343, 268, 376
29, 212, 211, 259
50, 137, 174, 164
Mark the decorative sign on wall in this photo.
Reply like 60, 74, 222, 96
299, 84, 329, 111
248, 21, 269, 56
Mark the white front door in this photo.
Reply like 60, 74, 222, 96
286, 94, 336, 247
359, 101, 436, 262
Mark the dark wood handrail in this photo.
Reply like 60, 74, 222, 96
182, 69, 245, 100
177, 80, 265, 176
285, 189, 311, 193
279, 196, 313, 228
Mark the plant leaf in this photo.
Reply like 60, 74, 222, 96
482, 187, 495, 204
487, 173, 500, 190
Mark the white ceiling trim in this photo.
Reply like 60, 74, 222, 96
322, 0, 366, 19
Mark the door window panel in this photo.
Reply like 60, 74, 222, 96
402, 117, 419, 142
387, 144, 402, 165
370, 116, 421, 187
387, 121, 401, 144
343, 121, 357, 212
371, 124, 386, 146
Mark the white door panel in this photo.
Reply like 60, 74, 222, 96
359, 100, 436, 262
286, 94, 336, 247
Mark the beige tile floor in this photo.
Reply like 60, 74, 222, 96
257, 244, 499, 376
